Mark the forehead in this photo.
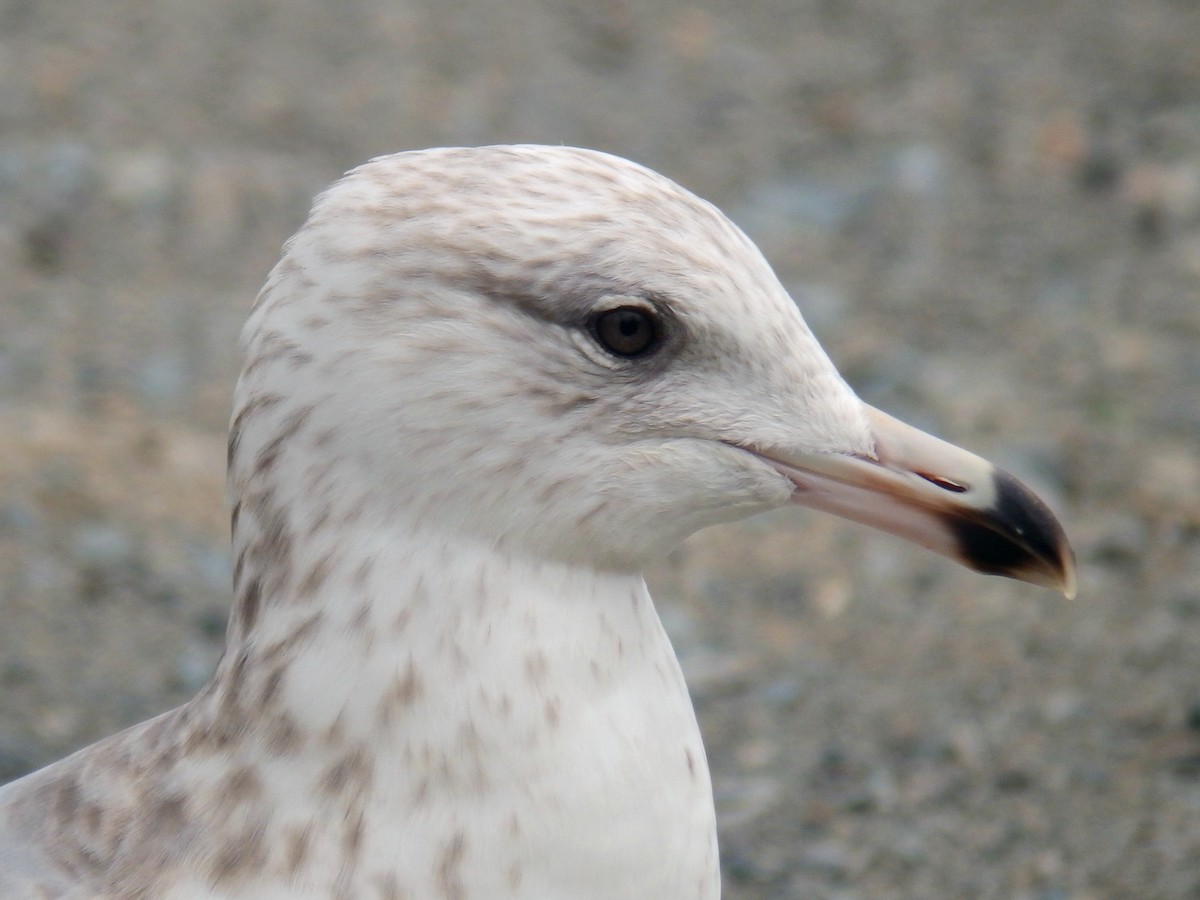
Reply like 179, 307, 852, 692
279, 145, 801, 360
312, 146, 779, 310
341, 145, 708, 219
325, 148, 746, 262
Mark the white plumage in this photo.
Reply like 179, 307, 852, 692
0, 145, 1073, 898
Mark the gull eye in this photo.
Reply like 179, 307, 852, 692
591, 306, 661, 359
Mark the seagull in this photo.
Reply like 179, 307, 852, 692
0, 145, 1074, 899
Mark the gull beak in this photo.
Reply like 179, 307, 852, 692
755, 405, 1077, 598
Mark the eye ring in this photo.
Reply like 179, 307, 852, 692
590, 306, 662, 359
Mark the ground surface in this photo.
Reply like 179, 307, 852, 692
1, 1, 1199, 897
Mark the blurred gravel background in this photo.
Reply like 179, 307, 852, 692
1, 1, 1199, 897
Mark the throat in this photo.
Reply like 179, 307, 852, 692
168, 524, 717, 896
204, 524, 686, 763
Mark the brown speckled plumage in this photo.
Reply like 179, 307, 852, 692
0, 144, 1074, 898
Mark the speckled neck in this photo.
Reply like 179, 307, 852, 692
177, 518, 721, 897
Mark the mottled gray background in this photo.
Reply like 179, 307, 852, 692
2, 1, 1199, 897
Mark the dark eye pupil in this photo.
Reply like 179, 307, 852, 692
595, 307, 659, 358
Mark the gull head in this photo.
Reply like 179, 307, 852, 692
234, 145, 1074, 593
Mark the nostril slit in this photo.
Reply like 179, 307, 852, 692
919, 472, 968, 493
